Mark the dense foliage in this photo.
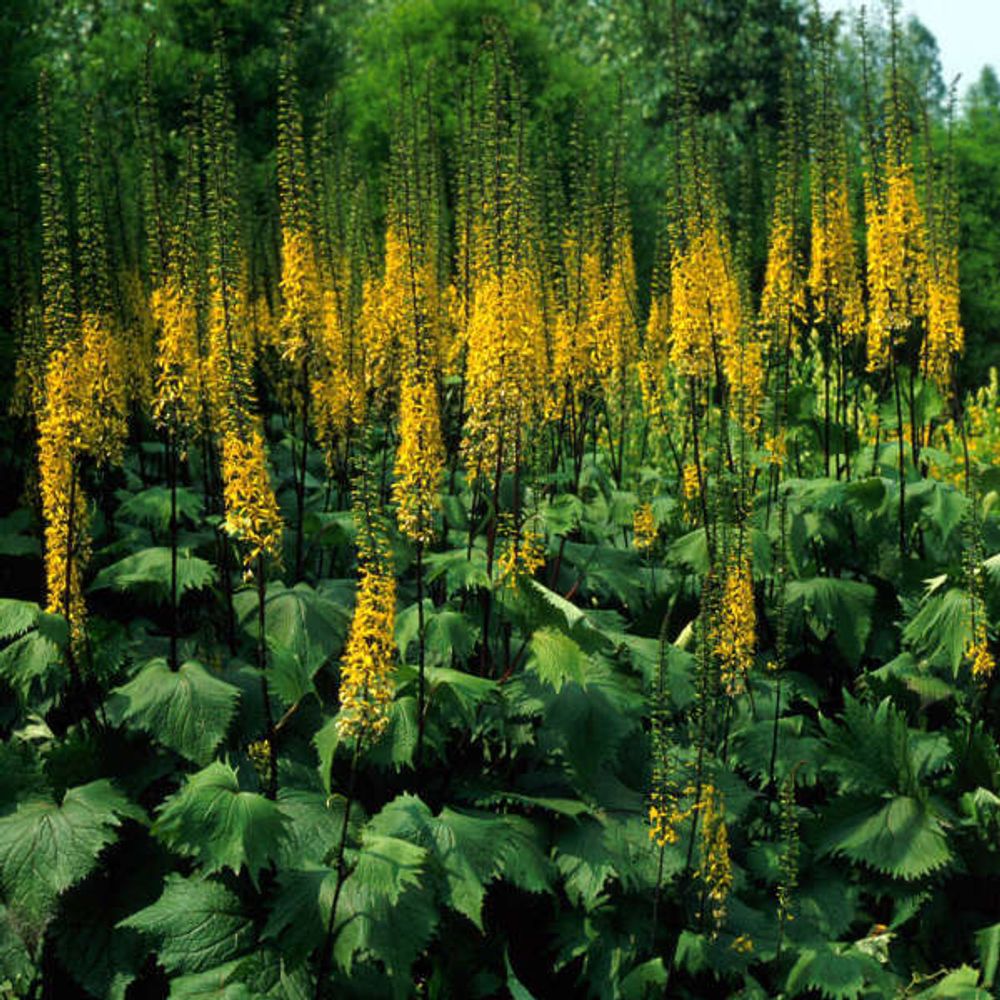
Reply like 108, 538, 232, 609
1, 2, 999, 999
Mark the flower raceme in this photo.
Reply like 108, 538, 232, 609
632, 503, 657, 553
38, 325, 127, 640
696, 784, 732, 929
337, 564, 397, 741
713, 555, 756, 696
808, 175, 864, 340
865, 162, 930, 372
279, 227, 324, 363
462, 266, 546, 482
151, 278, 201, 433
393, 375, 445, 545
220, 427, 284, 577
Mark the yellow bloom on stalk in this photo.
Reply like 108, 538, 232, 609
220, 427, 284, 577
865, 162, 930, 373
589, 233, 639, 397
670, 222, 760, 430
682, 462, 701, 524
648, 789, 693, 848
151, 278, 201, 432
205, 280, 254, 428
497, 520, 546, 589
462, 267, 545, 481
360, 225, 409, 399
761, 217, 806, 334
638, 293, 671, 421
713, 555, 756, 695
670, 227, 733, 380
696, 784, 733, 929
924, 244, 963, 391
765, 429, 787, 469
633, 503, 657, 552
121, 268, 156, 406
337, 564, 397, 741
78, 312, 129, 465
393, 376, 444, 544
809, 175, 864, 340
279, 227, 323, 363
968, 637, 995, 681
38, 345, 90, 640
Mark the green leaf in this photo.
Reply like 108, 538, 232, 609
423, 666, 497, 729
121, 874, 254, 976
527, 628, 592, 691
0, 600, 41, 641
396, 602, 477, 667
109, 659, 240, 765
235, 582, 350, 683
505, 950, 537, 1000
821, 695, 951, 796
423, 546, 491, 592
786, 945, 875, 999
903, 587, 973, 675
0, 780, 143, 933
0, 610, 67, 704
367, 794, 552, 930
976, 922, 1000, 989
333, 831, 435, 982
0, 903, 36, 993
819, 794, 952, 880
620, 958, 668, 999
909, 966, 988, 999
153, 761, 289, 884
786, 577, 876, 665
91, 547, 216, 603
117, 485, 203, 533
262, 865, 337, 965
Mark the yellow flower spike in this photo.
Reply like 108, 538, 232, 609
220, 427, 284, 576
337, 564, 397, 741
497, 516, 546, 590
279, 227, 323, 363
151, 279, 201, 433
394, 375, 445, 545
696, 784, 733, 930
633, 503, 657, 553
713, 555, 756, 696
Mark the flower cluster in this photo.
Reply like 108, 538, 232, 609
393, 375, 444, 544
337, 563, 397, 740
696, 784, 732, 930
632, 502, 657, 553
220, 428, 285, 576
713, 555, 756, 696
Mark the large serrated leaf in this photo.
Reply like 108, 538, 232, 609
153, 762, 288, 884
0, 600, 41, 642
235, 582, 349, 683
819, 793, 952, 880
527, 628, 592, 691
786, 945, 873, 999
262, 865, 337, 965
120, 874, 254, 976
117, 485, 203, 533
903, 587, 973, 675
333, 832, 435, 986
786, 577, 876, 665
0, 780, 143, 933
109, 659, 240, 765
91, 547, 216, 604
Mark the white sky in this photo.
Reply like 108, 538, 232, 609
820, 0, 999, 91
